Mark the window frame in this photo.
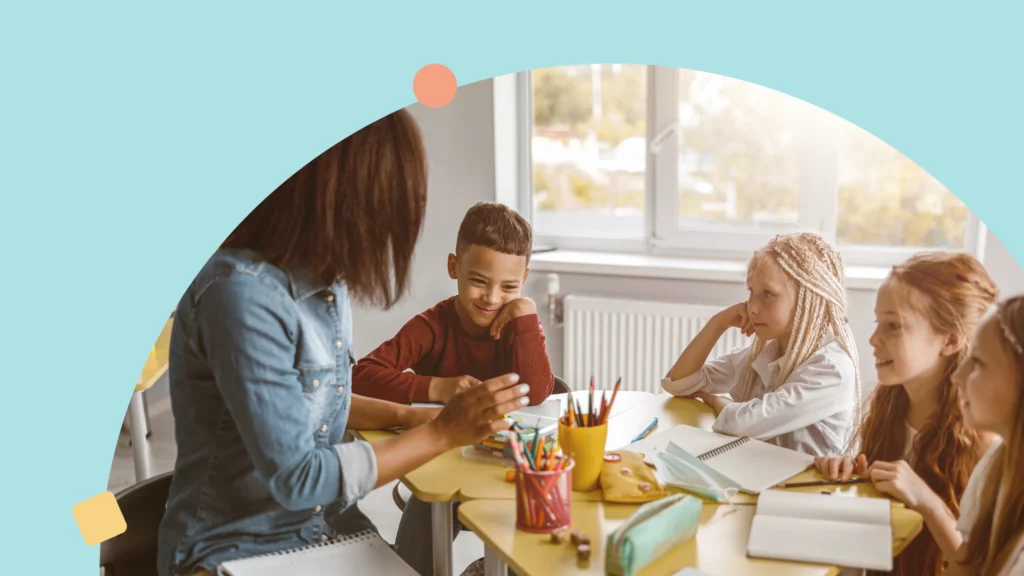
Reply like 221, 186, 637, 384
499, 66, 985, 267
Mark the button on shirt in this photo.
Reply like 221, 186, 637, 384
157, 248, 378, 576
661, 331, 858, 456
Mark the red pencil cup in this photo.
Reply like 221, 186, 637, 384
514, 459, 574, 533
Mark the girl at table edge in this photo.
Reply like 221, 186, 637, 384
156, 109, 532, 576
661, 232, 861, 457
861, 297, 1024, 576
815, 252, 998, 575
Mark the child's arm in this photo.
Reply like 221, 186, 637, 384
868, 460, 963, 563
493, 298, 555, 406
709, 349, 852, 440
663, 302, 754, 397
351, 315, 438, 404
347, 395, 441, 431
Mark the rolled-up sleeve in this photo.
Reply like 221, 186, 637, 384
661, 346, 750, 397
197, 275, 376, 511
711, 349, 855, 440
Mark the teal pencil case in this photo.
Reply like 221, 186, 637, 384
604, 494, 702, 576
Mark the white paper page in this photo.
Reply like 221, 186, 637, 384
624, 425, 733, 460
755, 490, 890, 526
747, 514, 892, 572
218, 533, 418, 576
706, 441, 814, 493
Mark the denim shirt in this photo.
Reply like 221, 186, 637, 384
157, 248, 378, 576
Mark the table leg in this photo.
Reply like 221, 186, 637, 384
129, 390, 152, 482
431, 501, 454, 576
483, 546, 508, 576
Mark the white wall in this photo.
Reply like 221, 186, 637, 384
351, 80, 496, 355
352, 78, 1024, 398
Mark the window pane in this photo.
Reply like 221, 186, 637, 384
836, 121, 966, 249
532, 64, 646, 238
677, 70, 803, 228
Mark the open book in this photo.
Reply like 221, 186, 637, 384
747, 490, 893, 571
217, 530, 417, 576
626, 425, 813, 494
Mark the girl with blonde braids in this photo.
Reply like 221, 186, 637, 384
662, 232, 860, 456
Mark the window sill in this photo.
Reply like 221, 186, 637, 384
529, 250, 888, 291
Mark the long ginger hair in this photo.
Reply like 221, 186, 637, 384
961, 296, 1024, 575
859, 251, 997, 575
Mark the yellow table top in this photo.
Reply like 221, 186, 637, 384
458, 497, 923, 576
136, 317, 173, 392
356, 392, 716, 503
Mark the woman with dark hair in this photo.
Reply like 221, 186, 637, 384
156, 110, 530, 576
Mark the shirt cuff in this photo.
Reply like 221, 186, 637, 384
661, 373, 703, 396
333, 439, 378, 504
410, 374, 434, 403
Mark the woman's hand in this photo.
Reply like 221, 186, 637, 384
868, 460, 938, 511
714, 302, 754, 337
429, 373, 530, 448
814, 454, 868, 482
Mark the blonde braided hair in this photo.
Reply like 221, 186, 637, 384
735, 232, 862, 430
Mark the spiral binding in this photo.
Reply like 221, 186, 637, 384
697, 436, 750, 461
224, 528, 378, 567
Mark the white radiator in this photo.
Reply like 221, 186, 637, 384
562, 295, 752, 393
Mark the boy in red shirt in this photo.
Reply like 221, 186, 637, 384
353, 202, 554, 575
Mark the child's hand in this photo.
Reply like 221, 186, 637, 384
714, 302, 755, 337
431, 373, 530, 448
814, 454, 868, 482
428, 375, 482, 403
400, 406, 443, 430
489, 298, 538, 340
693, 391, 733, 414
867, 460, 936, 511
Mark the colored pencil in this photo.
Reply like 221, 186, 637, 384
601, 377, 622, 425
779, 478, 868, 489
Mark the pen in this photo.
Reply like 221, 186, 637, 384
630, 417, 659, 443
779, 478, 868, 489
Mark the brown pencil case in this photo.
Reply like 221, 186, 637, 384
600, 450, 668, 503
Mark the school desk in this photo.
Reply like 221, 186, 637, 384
354, 392, 716, 576
458, 497, 924, 576
131, 316, 173, 482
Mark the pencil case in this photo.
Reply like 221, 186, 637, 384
604, 493, 702, 576
600, 450, 668, 503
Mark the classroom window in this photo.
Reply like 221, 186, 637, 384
515, 65, 981, 265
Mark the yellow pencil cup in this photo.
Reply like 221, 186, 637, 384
558, 422, 608, 492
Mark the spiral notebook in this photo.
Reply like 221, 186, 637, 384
217, 530, 418, 576
627, 425, 814, 494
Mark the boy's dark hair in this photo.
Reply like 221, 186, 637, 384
222, 109, 427, 309
455, 202, 533, 264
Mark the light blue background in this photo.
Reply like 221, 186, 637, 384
2, 1, 1021, 572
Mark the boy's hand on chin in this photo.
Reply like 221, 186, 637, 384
489, 298, 538, 340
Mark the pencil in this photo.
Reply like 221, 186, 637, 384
779, 478, 868, 489
589, 376, 595, 426
602, 377, 622, 425
630, 417, 659, 443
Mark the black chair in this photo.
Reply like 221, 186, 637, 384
552, 376, 571, 395
100, 472, 173, 576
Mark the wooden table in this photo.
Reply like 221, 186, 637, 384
459, 495, 923, 576
355, 392, 716, 576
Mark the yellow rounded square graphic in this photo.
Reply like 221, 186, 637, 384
73, 491, 126, 546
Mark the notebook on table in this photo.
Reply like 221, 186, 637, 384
747, 490, 893, 571
217, 530, 418, 576
625, 425, 814, 494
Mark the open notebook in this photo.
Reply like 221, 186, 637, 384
747, 490, 893, 571
217, 530, 418, 576
626, 425, 813, 494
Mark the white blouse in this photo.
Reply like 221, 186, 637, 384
957, 439, 1024, 576
661, 331, 858, 457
